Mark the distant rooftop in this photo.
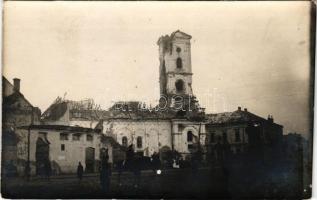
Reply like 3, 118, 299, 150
206, 107, 283, 127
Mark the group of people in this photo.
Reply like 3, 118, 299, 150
77, 155, 112, 193
75, 145, 167, 193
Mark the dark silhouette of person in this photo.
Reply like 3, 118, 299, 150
100, 158, 111, 193
126, 144, 135, 171
24, 161, 31, 181
77, 162, 84, 181
44, 160, 51, 180
151, 152, 161, 172
192, 148, 202, 174
132, 155, 141, 189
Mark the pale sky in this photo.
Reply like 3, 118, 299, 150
3, 1, 312, 136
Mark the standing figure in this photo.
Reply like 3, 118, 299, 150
151, 152, 161, 172
24, 161, 31, 181
44, 160, 51, 180
100, 158, 111, 193
132, 156, 141, 189
77, 162, 84, 181
126, 144, 135, 171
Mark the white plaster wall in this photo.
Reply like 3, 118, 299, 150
16, 128, 111, 175
70, 120, 99, 129
103, 120, 172, 157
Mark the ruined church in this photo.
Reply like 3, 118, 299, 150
42, 30, 208, 158
3, 31, 283, 175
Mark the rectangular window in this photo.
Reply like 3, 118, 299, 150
61, 144, 65, 151
87, 134, 93, 142
72, 133, 80, 141
178, 124, 184, 131
235, 129, 241, 142
60, 133, 68, 141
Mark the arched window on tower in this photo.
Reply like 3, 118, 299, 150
176, 57, 183, 69
122, 136, 128, 147
175, 79, 184, 93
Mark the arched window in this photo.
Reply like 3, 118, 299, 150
122, 136, 128, 147
137, 136, 142, 148
187, 131, 193, 142
175, 79, 184, 93
176, 57, 182, 69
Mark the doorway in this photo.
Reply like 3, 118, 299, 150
35, 137, 50, 176
85, 147, 95, 173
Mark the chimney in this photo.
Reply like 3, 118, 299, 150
268, 115, 274, 123
238, 106, 241, 111
13, 78, 20, 93
244, 108, 248, 112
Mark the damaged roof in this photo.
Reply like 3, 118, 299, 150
41, 99, 177, 121
206, 108, 283, 127
157, 30, 192, 44
17, 124, 101, 133
105, 101, 176, 120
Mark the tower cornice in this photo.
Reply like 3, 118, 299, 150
166, 72, 193, 76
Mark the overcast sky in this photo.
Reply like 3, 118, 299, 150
3, 1, 312, 136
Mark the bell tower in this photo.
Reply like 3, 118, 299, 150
157, 30, 193, 99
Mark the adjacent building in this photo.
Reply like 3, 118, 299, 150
205, 107, 283, 162
2, 77, 41, 176
15, 124, 121, 175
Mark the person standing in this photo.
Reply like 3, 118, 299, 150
77, 162, 84, 181
100, 158, 111, 193
44, 160, 51, 181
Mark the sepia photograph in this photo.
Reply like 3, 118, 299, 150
1, 1, 315, 199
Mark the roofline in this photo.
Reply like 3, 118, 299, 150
103, 117, 171, 121
2, 76, 11, 85
17, 124, 100, 133
3, 76, 39, 109
171, 30, 192, 39
206, 120, 283, 128
206, 110, 283, 128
